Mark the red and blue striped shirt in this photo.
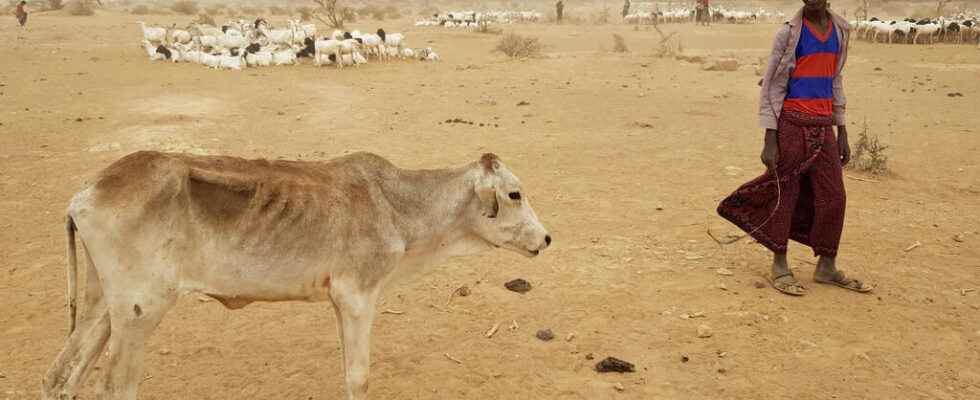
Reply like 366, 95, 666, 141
783, 19, 839, 116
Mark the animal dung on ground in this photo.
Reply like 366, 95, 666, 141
595, 357, 635, 373
535, 329, 555, 341
505, 278, 532, 293
516, 101, 531, 106
947, 92, 964, 97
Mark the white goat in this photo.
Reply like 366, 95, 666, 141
139, 22, 167, 45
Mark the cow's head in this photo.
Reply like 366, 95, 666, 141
472, 154, 552, 257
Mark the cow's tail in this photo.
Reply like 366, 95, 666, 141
66, 215, 78, 335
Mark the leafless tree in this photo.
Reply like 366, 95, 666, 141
311, 0, 353, 29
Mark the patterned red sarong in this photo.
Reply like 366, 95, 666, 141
718, 111, 845, 257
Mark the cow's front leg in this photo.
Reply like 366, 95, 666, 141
330, 278, 381, 400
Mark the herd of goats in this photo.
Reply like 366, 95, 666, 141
625, 6, 786, 24
853, 16, 979, 45
414, 10, 544, 27
139, 18, 439, 70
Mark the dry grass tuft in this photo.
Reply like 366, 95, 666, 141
494, 33, 544, 58
612, 34, 628, 52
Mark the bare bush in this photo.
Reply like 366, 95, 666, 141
195, 13, 215, 26
296, 6, 314, 21
594, 7, 610, 25
203, 6, 224, 16
312, 0, 354, 29
494, 33, 544, 58
130, 4, 150, 15
612, 34, 628, 52
239, 6, 260, 16
850, 120, 889, 175
417, 5, 438, 17
171, 0, 198, 15
269, 5, 291, 16
382, 5, 400, 19
48, 0, 64, 10
67, 0, 95, 16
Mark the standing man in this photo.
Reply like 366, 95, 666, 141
698, 0, 711, 26
556, 0, 564, 24
14, 1, 28, 28
717, 0, 873, 296
622, 0, 631, 19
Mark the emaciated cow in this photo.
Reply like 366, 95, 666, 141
43, 151, 551, 400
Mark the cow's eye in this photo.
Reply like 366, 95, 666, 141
508, 192, 522, 201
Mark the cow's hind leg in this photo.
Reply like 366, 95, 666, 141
99, 285, 176, 400
43, 247, 111, 400
330, 278, 381, 400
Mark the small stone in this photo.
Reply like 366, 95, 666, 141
614, 382, 625, 392
716, 351, 727, 358
953, 234, 965, 243
717, 283, 728, 291
504, 278, 532, 293
585, 353, 595, 360
697, 324, 713, 338
716, 268, 733, 276
536, 329, 555, 341
457, 285, 471, 297
753, 281, 766, 289
0, 372, 5, 378
158, 349, 172, 356
517, 101, 530, 106
680, 355, 689, 363
717, 368, 727, 374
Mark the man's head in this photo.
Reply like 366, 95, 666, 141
20, 1, 27, 5
802, 0, 828, 13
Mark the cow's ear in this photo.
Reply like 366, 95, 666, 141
480, 153, 500, 173
475, 178, 498, 218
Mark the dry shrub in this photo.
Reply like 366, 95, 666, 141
382, 5, 400, 19
195, 13, 215, 26
313, 0, 354, 28
239, 5, 260, 15
476, 21, 502, 35
594, 7, 611, 25
612, 33, 628, 52
130, 4, 150, 15
850, 120, 889, 175
204, 4, 226, 16
494, 33, 543, 58
296, 6, 314, 21
417, 5, 438, 17
171, 0, 198, 15
67, 0, 95, 16
269, 5, 291, 16
48, 0, 64, 10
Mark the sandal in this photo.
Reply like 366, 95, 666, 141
814, 270, 874, 293
770, 272, 806, 296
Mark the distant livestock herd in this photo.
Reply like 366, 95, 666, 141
138, 18, 440, 70
415, 10, 543, 28
853, 16, 979, 45
625, 7, 785, 24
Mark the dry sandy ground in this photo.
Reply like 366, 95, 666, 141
1, 10, 979, 400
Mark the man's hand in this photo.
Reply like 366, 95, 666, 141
837, 125, 850, 166
761, 129, 779, 173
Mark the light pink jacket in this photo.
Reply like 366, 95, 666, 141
759, 8, 850, 130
